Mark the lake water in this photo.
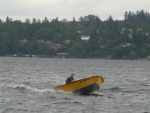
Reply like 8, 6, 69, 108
0, 57, 150, 113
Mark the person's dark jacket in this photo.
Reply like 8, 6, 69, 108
66, 77, 74, 84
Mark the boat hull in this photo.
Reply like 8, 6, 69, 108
73, 82, 99, 95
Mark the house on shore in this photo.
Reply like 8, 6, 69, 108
56, 53, 69, 58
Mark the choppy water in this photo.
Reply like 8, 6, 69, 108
0, 57, 150, 113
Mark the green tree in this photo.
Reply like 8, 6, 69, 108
88, 28, 100, 54
71, 41, 85, 57
0, 31, 10, 55
112, 47, 125, 59
129, 51, 138, 59
34, 27, 53, 41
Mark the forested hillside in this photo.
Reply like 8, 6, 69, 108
0, 10, 150, 59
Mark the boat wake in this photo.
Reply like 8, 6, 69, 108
3, 83, 55, 93
86, 93, 104, 97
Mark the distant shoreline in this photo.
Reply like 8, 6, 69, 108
0, 55, 149, 60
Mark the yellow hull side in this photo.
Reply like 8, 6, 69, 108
54, 75, 104, 92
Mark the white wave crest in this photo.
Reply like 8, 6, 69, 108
2, 83, 55, 93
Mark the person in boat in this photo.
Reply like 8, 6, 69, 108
66, 73, 74, 84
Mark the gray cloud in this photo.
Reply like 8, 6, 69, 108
0, 0, 150, 21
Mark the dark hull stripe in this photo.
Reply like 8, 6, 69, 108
73, 82, 99, 95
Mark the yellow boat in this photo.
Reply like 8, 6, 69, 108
54, 75, 104, 95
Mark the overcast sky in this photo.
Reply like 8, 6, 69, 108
0, 0, 150, 22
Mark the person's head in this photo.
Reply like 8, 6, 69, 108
71, 73, 74, 77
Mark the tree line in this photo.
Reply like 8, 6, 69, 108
0, 10, 150, 59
